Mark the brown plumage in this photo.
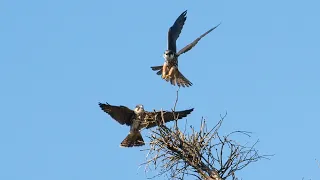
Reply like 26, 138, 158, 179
99, 102, 194, 147
151, 10, 221, 87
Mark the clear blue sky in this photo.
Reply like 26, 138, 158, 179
1, 0, 319, 179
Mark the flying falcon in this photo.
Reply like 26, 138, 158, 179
151, 10, 221, 87
98, 102, 194, 147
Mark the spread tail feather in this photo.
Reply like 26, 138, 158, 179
120, 131, 145, 148
151, 65, 192, 87
176, 70, 193, 87
166, 69, 192, 87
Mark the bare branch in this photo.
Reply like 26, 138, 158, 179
141, 116, 271, 179
140, 90, 271, 180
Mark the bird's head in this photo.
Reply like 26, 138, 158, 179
163, 50, 175, 60
134, 104, 145, 115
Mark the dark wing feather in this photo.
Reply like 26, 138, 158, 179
167, 10, 187, 53
142, 108, 194, 129
150, 65, 163, 75
98, 102, 135, 126
176, 23, 221, 56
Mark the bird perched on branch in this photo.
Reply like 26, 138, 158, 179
98, 102, 194, 147
151, 10, 221, 87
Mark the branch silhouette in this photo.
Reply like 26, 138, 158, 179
141, 91, 272, 180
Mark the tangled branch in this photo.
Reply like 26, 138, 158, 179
140, 91, 272, 180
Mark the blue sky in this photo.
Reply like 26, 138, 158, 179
1, 0, 319, 179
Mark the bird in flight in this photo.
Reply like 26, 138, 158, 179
151, 10, 221, 87
98, 102, 194, 147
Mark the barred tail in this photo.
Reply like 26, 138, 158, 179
165, 67, 192, 87
175, 69, 193, 87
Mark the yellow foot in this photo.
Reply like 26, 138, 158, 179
164, 75, 171, 80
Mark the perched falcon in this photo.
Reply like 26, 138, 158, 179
151, 10, 221, 87
98, 102, 194, 147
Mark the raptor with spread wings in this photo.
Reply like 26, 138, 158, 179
151, 10, 221, 87
99, 102, 194, 147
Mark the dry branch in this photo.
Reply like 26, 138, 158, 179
140, 91, 271, 180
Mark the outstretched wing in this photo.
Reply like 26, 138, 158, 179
142, 108, 194, 129
98, 102, 135, 126
167, 10, 187, 53
177, 23, 221, 56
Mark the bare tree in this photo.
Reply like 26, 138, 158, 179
140, 91, 271, 180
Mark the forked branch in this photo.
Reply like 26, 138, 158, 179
140, 91, 272, 180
